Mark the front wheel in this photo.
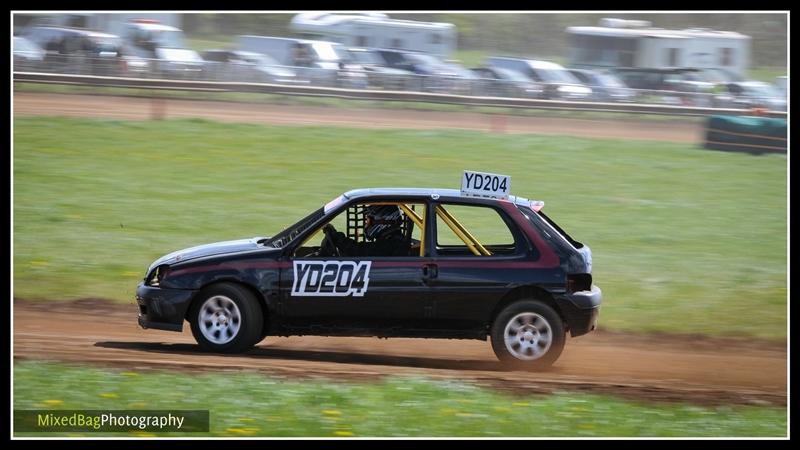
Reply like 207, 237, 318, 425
491, 300, 565, 370
189, 283, 263, 353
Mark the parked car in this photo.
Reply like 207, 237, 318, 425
21, 26, 126, 76
470, 66, 544, 98
486, 57, 592, 100
121, 19, 204, 79
201, 50, 297, 84
691, 67, 742, 84
374, 49, 466, 93
715, 81, 787, 111
345, 47, 415, 90
407, 53, 477, 94
611, 67, 719, 106
238, 36, 367, 88
441, 58, 481, 95
567, 68, 634, 102
136, 183, 601, 369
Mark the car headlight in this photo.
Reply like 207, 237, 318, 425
146, 264, 171, 287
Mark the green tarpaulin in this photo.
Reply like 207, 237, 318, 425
704, 115, 787, 154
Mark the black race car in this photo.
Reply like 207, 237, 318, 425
136, 187, 601, 369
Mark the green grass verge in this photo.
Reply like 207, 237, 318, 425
13, 361, 787, 437
13, 117, 786, 338
185, 35, 236, 52
747, 67, 787, 83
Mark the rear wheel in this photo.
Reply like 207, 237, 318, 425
189, 283, 263, 353
491, 299, 565, 370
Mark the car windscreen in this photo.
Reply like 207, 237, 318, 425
311, 42, 344, 62
262, 207, 325, 248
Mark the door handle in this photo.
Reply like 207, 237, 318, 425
422, 263, 438, 280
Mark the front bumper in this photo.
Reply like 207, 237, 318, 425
555, 284, 602, 337
136, 283, 197, 332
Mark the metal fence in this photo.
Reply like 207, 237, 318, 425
12, 55, 788, 118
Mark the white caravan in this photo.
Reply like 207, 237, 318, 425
289, 12, 456, 59
566, 18, 751, 77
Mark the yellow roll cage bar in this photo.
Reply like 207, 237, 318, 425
363, 202, 491, 257
435, 205, 492, 256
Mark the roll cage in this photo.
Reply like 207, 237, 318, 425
283, 195, 510, 258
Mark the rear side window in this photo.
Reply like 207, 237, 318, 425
380, 51, 403, 65
572, 71, 589, 83
526, 68, 543, 82
518, 205, 583, 250
435, 203, 517, 257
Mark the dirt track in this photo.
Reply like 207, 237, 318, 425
14, 92, 702, 143
14, 300, 786, 406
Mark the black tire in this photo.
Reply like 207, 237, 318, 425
189, 282, 264, 353
490, 299, 566, 370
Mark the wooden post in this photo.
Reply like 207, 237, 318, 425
489, 114, 507, 134
151, 96, 165, 121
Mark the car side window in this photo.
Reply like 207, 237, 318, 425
434, 203, 517, 257
293, 201, 426, 258
527, 69, 543, 82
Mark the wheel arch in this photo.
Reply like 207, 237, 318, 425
489, 285, 566, 331
185, 279, 270, 327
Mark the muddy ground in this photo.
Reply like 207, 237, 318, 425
13, 299, 786, 406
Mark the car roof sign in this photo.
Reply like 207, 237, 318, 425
461, 170, 511, 200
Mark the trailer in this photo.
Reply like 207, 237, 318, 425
289, 13, 456, 59
566, 18, 751, 77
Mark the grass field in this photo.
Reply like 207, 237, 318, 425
13, 117, 786, 338
13, 361, 787, 437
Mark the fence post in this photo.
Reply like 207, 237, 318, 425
150, 95, 165, 120
489, 114, 507, 134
